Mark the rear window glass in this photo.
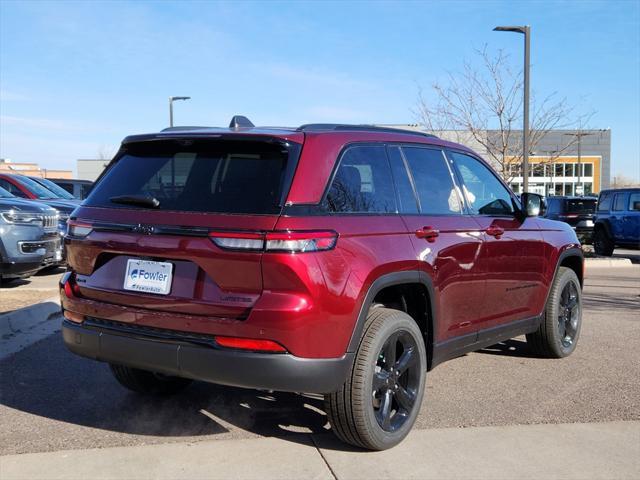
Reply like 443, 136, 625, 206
565, 199, 596, 214
85, 141, 296, 214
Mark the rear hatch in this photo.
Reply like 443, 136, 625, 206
559, 198, 597, 227
67, 137, 301, 319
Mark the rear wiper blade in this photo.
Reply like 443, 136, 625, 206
109, 194, 160, 208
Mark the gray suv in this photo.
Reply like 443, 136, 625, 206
0, 187, 62, 281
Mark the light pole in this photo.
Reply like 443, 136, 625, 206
169, 96, 191, 127
494, 25, 531, 193
563, 131, 593, 195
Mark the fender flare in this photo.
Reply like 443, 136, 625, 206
346, 271, 436, 354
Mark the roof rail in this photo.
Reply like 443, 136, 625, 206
296, 124, 438, 139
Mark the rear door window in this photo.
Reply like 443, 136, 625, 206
387, 146, 419, 214
324, 145, 397, 213
629, 193, 640, 211
612, 193, 627, 211
85, 140, 298, 215
402, 147, 462, 215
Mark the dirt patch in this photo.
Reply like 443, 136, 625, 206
0, 291, 59, 315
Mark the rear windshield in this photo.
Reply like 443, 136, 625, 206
85, 140, 298, 215
565, 199, 596, 213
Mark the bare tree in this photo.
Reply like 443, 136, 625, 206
611, 173, 640, 188
415, 47, 593, 183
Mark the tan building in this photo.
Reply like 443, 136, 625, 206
0, 159, 72, 179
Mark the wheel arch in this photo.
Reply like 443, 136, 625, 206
346, 271, 437, 370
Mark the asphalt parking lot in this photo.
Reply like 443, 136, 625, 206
1, 259, 638, 457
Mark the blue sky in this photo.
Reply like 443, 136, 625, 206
1, 0, 638, 179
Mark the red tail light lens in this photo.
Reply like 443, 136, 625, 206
265, 231, 337, 252
67, 220, 93, 238
215, 336, 286, 353
209, 230, 338, 253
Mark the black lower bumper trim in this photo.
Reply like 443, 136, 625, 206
0, 261, 42, 278
62, 320, 353, 394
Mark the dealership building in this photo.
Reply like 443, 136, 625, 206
383, 127, 611, 196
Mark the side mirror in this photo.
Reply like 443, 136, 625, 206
521, 192, 544, 217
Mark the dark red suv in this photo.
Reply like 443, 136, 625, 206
61, 117, 584, 450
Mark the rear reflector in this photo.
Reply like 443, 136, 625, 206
215, 336, 286, 353
209, 230, 337, 253
67, 220, 93, 238
63, 310, 85, 323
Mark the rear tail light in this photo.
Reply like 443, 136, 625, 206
67, 220, 93, 238
63, 275, 81, 298
209, 231, 264, 251
215, 336, 286, 353
265, 231, 337, 252
209, 230, 337, 253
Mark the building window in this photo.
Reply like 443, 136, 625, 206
532, 164, 545, 177
554, 184, 563, 196
564, 164, 574, 177
554, 163, 564, 177
583, 163, 593, 177
564, 183, 574, 196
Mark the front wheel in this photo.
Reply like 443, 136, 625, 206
526, 267, 582, 358
324, 308, 426, 450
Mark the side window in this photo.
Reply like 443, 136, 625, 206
449, 151, 515, 216
387, 146, 419, 214
402, 147, 461, 215
0, 179, 27, 198
613, 193, 626, 211
597, 193, 611, 211
324, 145, 397, 213
629, 193, 640, 211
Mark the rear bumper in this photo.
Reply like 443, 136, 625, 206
62, 320, 353, 394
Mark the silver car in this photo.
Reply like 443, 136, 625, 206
0, 187, 62, 281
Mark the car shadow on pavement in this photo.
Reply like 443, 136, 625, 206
478, 339, 538, 357
1, 332, 331, 447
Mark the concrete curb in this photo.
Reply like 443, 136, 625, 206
0, 296, 61, 361
585, 257, 634, 268
1, 421, 638, 480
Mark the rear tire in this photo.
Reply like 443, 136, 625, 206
109, 364, 192, 395
593, 228, 614, 256
324, 307, 426, 451
526, 267, 582, 358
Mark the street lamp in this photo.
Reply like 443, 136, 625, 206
169, 96, 191, 127
563, 131, 594, 196
494, 25, 531, 193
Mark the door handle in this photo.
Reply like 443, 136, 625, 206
485, 225, 505, 238
416, 226, 440, 242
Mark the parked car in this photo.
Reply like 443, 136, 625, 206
0, 187, 62, 281
593, 188, 640, 255
61, 118, 584, 450
29, 176, 80, 202
543, 196, 597, 244
49, 178, 93, 200
0, 174, 78, 236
